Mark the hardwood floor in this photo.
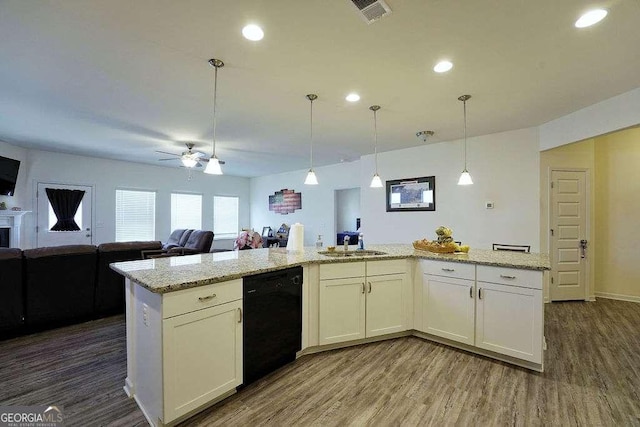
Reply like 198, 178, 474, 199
1, 299, 639, 426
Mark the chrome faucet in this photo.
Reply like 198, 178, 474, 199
344, 236, 350, 252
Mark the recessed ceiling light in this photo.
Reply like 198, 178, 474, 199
346, 93, 360, 102
242, 24, 264, 41
433, 60, 453, 73
575, 9, 608, 28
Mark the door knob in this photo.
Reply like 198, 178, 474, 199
580, 239, 588, 258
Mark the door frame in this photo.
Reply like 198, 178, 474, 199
34, 180, 96, 247
546, 167, 593, 302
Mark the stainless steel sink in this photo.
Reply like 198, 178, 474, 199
318, 250, 387, 257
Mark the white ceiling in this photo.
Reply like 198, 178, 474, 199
1, 0, 639, 177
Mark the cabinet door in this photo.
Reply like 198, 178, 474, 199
319, 277, 366, 345
366, 273, 406, 338
423, 274, 475, 345
163, 300, 242, 423
476, 282, 543, 363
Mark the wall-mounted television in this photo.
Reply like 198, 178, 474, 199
0, 155, 21, 196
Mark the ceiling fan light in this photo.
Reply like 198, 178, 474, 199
204, 156, 223, 175
181, 157, 198, 168
304, 169, 318, 185
457, 170, 473, 186
370, 174, 383, 188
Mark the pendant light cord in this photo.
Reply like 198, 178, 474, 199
373, 108, 378, 174
212, 64, 218, 157
463, 98, 467, 170
309, 97, 314, 169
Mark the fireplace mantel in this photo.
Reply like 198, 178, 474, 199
0, 210, 31, 249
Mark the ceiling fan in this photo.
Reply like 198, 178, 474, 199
156, 143, 225, 168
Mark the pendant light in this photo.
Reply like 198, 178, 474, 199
457, 94, 473, 185
370, 105, 383, 188
304, 94, 318, 185
204, 58, 224, 175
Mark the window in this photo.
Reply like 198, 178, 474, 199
48, 201, 83, 231
115, 189, 156, 242
171, 193, 202, 231
213, 196, 239, 239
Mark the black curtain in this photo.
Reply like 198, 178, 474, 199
46, 188, 85, 231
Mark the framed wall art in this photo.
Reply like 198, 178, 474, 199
385, 176, 436, 212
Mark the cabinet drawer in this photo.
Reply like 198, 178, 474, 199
320, 262, 365, 280
477, 265, 542, 290
163, 279, 242, 318
420, 259, 475, 280
366, 259, 406, 276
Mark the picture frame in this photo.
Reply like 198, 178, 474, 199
386, 176, 436, 212
262, 226, 272, 237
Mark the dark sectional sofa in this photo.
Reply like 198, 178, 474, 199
0, 241, 161, 340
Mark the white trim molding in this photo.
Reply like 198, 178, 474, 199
0, 210, 31, 249
595, 292, 640, 304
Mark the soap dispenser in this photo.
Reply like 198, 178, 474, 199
316, 234, 323, 248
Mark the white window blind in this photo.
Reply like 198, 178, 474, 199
213, 196, 239, 239
115, 189, 156, 242
171, 193, 202, 231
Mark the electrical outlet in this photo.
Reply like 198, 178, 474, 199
485, 201, 495, 209
143, 303, 149, 327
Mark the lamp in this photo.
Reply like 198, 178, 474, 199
370, 105, 383, 188
204, 58, 224, 175
457, 94, 473, 186
181, 156, 198, 168
304, 94, 319, 185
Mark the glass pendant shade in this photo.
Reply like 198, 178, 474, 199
204, 156, 223, 175
457, 170, 473, 185
304, 169, 318, 185
181, 157, 198, 168
370, 174, 383, 188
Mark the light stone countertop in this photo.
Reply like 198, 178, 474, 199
111, 244, 550, 294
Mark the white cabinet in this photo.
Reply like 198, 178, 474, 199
319, 260, 408, 345
128, 279, 243, 426
476, 267, 543, 364
422, 274, 475, 345
163, 299, 242, 422
420, 260, 544, 365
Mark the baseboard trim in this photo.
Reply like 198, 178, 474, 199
595, 292, 640, 303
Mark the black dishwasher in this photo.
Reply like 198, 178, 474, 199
243, 266, 302, 386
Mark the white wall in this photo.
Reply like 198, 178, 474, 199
251, 127, 541, 251
361, 127, 541, 250
0, 143, 250, 249
539, 87, 640, 151
336, 188, 360, 233
250, 162, 361, 246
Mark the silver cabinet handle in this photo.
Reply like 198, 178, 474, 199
368, 282, 372, 293
500, 275, 516, 279
469, 286, 473, 298
362, 283, 365, 294
198, 294, 217, 302
237, 307, 242, 323
478, 288, 483, 299
442, 268, 455, 272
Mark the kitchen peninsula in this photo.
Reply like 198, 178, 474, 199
112, 245, 550, 427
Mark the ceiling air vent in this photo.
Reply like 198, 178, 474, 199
350, 0, 392, 24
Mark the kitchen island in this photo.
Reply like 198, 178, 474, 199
112, 245, 549, 427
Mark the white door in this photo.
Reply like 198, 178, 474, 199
366, 273, 405, 338
163, 300, 243, 423
475, 282, 543, 364
36, 182, 93, 247
423, 274, 475, 345
550, 170, 588, 301
319, 277, 366, 345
